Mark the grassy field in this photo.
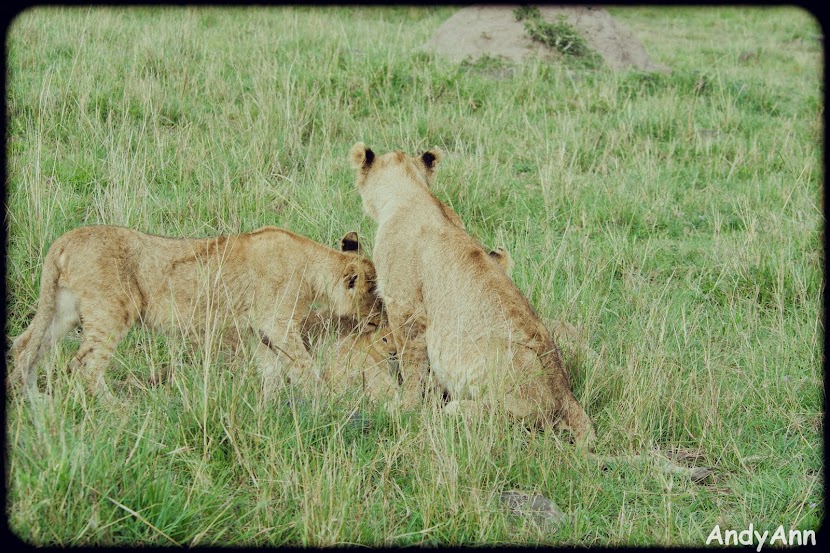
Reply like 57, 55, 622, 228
4, 6, 823, 545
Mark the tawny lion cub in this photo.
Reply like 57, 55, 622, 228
301, 307, 399, 403
301, 246, 510, 406
300, 232, 400, 404
349, 143, 595, 444
9, 225, 380, 402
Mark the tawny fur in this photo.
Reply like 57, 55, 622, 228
301, 308, 399, 403
300, 245, 512, 406
300, 244, 513, 406
9, 225, 381, 402
349, 142, 595, 444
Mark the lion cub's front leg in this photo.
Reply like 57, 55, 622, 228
255, 321, 320, 397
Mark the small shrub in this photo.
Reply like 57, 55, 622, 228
514, 6, 604, 69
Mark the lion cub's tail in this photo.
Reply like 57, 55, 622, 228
8, 248, 67, 391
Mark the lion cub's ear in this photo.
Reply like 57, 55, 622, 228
488, 246, 514, 277
349, 142, 375, 170
340, 231, 362, 254
418, 147, 442, 186
343, 262, 361, 290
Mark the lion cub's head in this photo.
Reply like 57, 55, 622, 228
348, 142, 442, 222
332, 231, 383, 329
347, 325, 398, 368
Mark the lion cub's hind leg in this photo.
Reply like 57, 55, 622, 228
385, 309, 430, 408
442, 392, 539, 422
553, 393, 597, 447
68, 291, 138, 404
10, 287, 80, 393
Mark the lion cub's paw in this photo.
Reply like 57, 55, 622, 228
442, 399, 479, 418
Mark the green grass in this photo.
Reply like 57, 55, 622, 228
5, 5, 823, 545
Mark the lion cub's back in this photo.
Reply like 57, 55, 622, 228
49, 225, 169, 281
422, 230, 538, 332
420, 229, 552, 371
241, 226, 318, 266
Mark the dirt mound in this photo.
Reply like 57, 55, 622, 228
425, 5, 667, 72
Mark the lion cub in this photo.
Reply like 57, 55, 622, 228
9, 225, 380, 402
301, 307, 399, 403
349, 143, 595, 444
300, 246, 511, 406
